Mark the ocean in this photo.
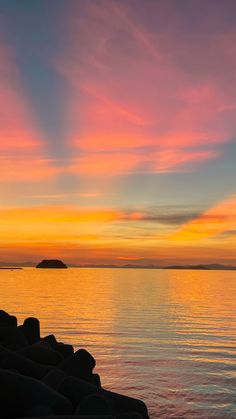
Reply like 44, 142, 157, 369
1, 267, 236, 418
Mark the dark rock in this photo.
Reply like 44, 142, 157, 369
0, 311, 17, 328
59, 348, 96, 382
75, 394, 112, 415
92, 373, 102, 387
0, 326, 28, 347
58, 376, 149, 418
0, 343, 8, 361
56, 342, 74, 358
18, 341, 64, 366
43, 335, 74, 359
36, 259, 68, 269
0, 369, 72, 418
6, 343, 23, 351
0, 311, 149, 418
117, 413, 143, 419
43, 334, 58, 346
0, 344, 50, 379
0, 312, 26, 349
20, 317, 41, 344
24, 416, 115, 419
42, 368, 68, 390
24, 404, 54, 416
0, 310, 9, 318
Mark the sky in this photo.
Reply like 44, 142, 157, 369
1, 0, 236, 265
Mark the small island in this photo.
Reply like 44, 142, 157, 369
36, 259, 68, 269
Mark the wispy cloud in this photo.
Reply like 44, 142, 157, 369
30, 192, 103, 200
0, 202, 235, 264
0, 204, 197, 261
170, 195, 236, 241
55, 0, 236, 177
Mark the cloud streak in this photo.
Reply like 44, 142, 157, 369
0, 201, 235, 264
170, 195, 236, 242
55, 0, 236, 177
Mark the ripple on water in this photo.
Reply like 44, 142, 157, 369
1, 268, 236, 418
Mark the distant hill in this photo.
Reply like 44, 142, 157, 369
69, 263, 236, 270
1, 261, 236, 271
0, 261, 35, 267
164, 264, 236, 271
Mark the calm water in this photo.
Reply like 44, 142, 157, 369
1, 268, 236, 418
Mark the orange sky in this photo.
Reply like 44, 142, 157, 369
0, 1, 236, 265
0, 197, 236, 265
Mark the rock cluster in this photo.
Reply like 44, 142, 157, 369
0, 310, 149, 419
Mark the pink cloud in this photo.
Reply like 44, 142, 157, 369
56, 0, 236, 176
68, 148, 219, 176
0, 158, 60, 182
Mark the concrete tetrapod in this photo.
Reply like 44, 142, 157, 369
58, 376, 149, 418
0, 310, 150, 418
0, 369, 72, 418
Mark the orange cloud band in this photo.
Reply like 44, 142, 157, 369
170, 196, 236, 242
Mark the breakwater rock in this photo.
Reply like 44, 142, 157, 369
0, 310, 149, 418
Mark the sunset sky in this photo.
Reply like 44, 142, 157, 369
1, 0, 236, 265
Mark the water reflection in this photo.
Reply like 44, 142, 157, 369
1, 268, 236, 418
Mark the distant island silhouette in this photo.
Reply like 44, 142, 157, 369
71, 263, 236, 271
36, 259, 68, 269
163, 263, 236, 271
1, 261, 236, 271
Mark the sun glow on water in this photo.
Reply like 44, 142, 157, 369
1, 268, 236, 418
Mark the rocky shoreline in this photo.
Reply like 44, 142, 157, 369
0, 310, 149, 418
